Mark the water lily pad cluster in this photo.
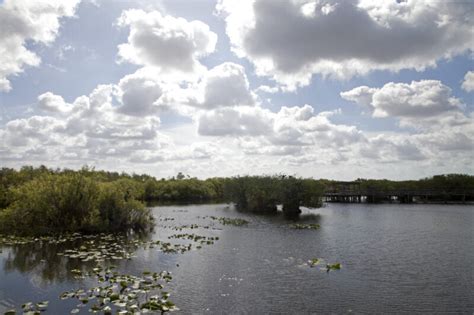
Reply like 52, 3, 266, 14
0, 233, 88, 247
168, 233, 219, 244
61, 266, 177, 314
289, 223, 320, 230
159, 218, 175, 222
326, 263, 342, 271
209, 216, 249, 226
57, 234, 137, 263
3, 300, 49, 315
164, 224, 213, 231
147, 240, 193, 254
306, 258, 342, 272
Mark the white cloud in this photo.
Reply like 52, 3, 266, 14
198, 104, 365, 153
198, 106, 272, 136
0, 0, 81, 92
199, 63, 255, 108
1, 4, 472, 179
117, 9, 217, 74
255, 85, 279, 94
38, 92, 72, 113
1, 84, 171, 164
341, 80, 463, 120
116, 73, 165, 116
217, 0, 473, 89
461, 71, 474, 92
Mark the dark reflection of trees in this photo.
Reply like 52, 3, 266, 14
3, 241, 92, 283
1, 231, 153, 284
290, 213, 321, 223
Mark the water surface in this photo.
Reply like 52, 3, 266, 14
0, 203, 473, 313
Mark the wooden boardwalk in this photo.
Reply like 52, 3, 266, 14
323, 189, 474, 203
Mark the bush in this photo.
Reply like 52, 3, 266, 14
224, 175, 324, 214
98, 180, 152, 231
0, 172, 152, 236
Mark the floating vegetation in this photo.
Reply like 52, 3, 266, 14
305, 258, 342, 272
0, 212, 248, 314
308, 258, 320, 267
61, 266, 178, 313
0, 233, 86, 246
326, 263, 342, 272
147, 240, 193, 254
164, 224, 213, 231
159, 217, 175, 222
3, 300, 49, 314
209, 216, 249, 226
169, 233, 219, 245
289, 223, 320, 230
57, 234, 138, 263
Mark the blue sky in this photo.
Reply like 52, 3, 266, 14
0, 0, 473, 180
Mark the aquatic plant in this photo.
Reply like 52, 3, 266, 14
308, 258, 320, 267
210, 216, 249, 226
289, 223, 320, 230
61, 266, 178, 313
2, 300, 49, 315
326, 263, 342, 271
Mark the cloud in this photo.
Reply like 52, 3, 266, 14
461, 71, 474, 92
199, 63, 255, 108
341, 80, 463, 120
217, 0, 473, 89
198, 106, 273, 136
1, 84, 171, 164
198, 104, 365, 153
0, 0, 81, 92
38, 92, 72, 113
360, 135, 426, 162
117, 9, 217, 74
116, 73, 165, 116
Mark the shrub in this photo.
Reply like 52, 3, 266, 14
0, 172, 152, 236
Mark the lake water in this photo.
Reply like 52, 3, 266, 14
0, 203, 473, 314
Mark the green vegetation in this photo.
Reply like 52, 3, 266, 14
289, 223, 321, 230
0, 169, 153, 236
308, 258, 320, 267
326, 263, 342, 272
223, 175, 324, 215
61, 266, 177, 313
0, 166, 472, 236
210, 216, 249, 226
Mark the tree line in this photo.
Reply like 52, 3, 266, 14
1, 166, 473, 235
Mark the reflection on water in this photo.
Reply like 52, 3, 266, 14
1, 203, 473, 313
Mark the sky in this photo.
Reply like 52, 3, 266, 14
0, 0, 473, 180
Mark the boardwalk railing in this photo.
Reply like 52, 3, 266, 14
323, 189, 474, 203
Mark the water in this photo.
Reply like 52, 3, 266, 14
0, 203, 473, 314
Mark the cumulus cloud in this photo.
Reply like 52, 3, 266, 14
198, 104, 365, 154
116, 73, 165, 116
0, 84, 171, 164
38, 92, 72, 113
183, 62, 256, 109
200, 63, 255, 108
217, 0, 474, 89
341, 79, 474, 165
461, 71, 474, 92
0, 0, 81, 92
198, 106, 272, 136
117, 9, 217, 74
360, 136, 426, 162
341, 80, 463, 121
